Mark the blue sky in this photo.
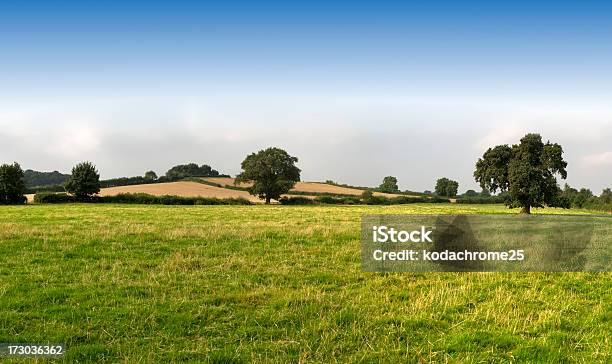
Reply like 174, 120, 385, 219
1, 1, 611, 192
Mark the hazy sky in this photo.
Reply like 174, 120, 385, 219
1, 1, 611, 193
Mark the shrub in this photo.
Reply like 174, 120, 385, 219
25, 184, 65, 194
456, 196, 506, 204
34, 192, 252, 205
34, 192, 75, 203
279, 196, 316, 205
315, 195, 342, 204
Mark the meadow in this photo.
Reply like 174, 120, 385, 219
0, 204, 610, 363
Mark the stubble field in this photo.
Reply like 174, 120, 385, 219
0, 204, 609, 363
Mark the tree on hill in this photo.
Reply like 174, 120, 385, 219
236, 147, 301, 204
65, 162, 100, 199
144, 170, 158, 180
165, 163, 220, 180
361, 190, 374, 203
0, 162, 27, 204
474, 133, 567, 214
379, 176, 399, 193
23, 169, 70, 188
463, 189, 479, 197
435, 177, 459, 197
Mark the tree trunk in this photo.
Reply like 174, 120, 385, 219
520, 205, 531, 214
265, 197, 271, 204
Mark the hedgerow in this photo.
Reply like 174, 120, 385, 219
34, 192, 252, 205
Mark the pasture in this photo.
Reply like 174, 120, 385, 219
0, 204, 609, 363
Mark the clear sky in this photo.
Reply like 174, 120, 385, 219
1, 1, 611, 192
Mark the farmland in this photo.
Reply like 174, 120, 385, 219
0, 203, 609, 363
25, 178, 408, 204
99, 181, 260, 202
202, 177, 405, 198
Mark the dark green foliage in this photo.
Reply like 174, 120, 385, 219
144, 171, 158, 180
279, 191, 449, 205
475, 133, 568, 213
25, 184, 66, 194
165, 163, 223, 180
560, 184, 611, 212
315, 196, 360, 205
100, 194, 251, 205
365, 195, 449, 205
435, 177, 459, 197
34, 192, 74, 203
361, 190, 373, 202
456, 195, 507, 204
34, 192, 252, 205
463, 190, 479, 197
573, 188, 594, 208
378, 176, 399, 193
600, 188, 612, 204
279, 196, 316, 205
236, 147, 301, 204
100, 175, 173, 188
0, 162, 27, 204
23, 169, 70, 188
65, 162, 101, 199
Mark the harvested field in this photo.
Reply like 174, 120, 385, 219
203, 177, 405, 197
99, 181, 262, 202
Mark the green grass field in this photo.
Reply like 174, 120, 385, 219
0, 204, 610, 363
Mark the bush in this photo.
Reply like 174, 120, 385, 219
98, 194, 252, 205
279, 196, 316, 205
34, 192, 75, 203
315, 196, 342, 204
34, 192, 252, 205
456, 196, 506, 204
25, 184, 65, 194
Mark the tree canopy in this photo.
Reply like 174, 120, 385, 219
236, 147, 301, 204
0, 162, 27, 204
165, 163, 220, 180
435, 177, 459, 197
144, 171, 158, 180
379, 176, 399, 193
23, 169, 70, 188
65, 162, 101, 199
474, 133, 567, 213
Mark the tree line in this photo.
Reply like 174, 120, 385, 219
1, 134, 611, 212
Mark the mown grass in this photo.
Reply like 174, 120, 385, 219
0, 204, 609, 363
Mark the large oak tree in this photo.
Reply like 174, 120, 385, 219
236, 147, 301, 204
474, 133, 567, 214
